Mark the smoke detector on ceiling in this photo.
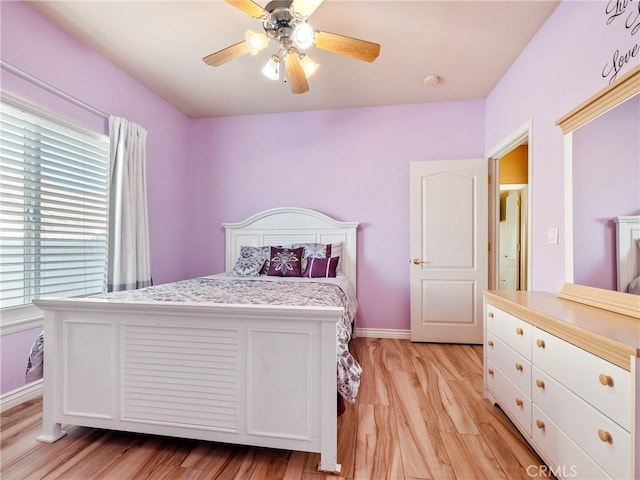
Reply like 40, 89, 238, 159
424, 74, 440, 86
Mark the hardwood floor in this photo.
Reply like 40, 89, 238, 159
1, 338, 544, 479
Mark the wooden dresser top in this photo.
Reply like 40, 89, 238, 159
484, 290, 640, 370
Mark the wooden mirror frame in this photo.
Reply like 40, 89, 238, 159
556, 64, 640, 319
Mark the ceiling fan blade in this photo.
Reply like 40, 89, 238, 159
313, 31, 380, 63
291, 0, 324, 17
225, 0, 266, 18
284, 50, 309, 94
203, 41, 249, 67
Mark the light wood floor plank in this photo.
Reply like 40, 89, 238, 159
390, 371, 455, 479
354, 404, 404, 480
478, 421, 545, 480
410, 353, 458, 435
0, 338, 546, 480
411, 349, 479, 436
90, 435, 166, 479
0, 412, 46, 470
0, 398, 42, 445
335, 394, 357, 478
282, 450, 308, 480
300, 473, 351, 480
41, 430, 142, 480
248, 447, 290, 479
440, 432, 508, 480
180, 441, 219, 470
2, 426, 103, 480
144, 465, 203, 480
350, 338, 392, 405
194, 443, 237, 480
207, 446, 258, 480
381, 339, 416, 372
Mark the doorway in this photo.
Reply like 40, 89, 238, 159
487, 121, 532, 291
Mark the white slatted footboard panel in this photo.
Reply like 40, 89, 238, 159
122, 325, 239, 431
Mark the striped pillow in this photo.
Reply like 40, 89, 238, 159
302, 255, 339, 278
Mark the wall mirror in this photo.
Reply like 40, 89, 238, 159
557, 64, 640, 318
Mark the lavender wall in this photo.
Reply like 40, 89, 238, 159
0, 1, 191, 394
187, 101, 486, 331
573, 95, 640, 289
485, 0, 639, 292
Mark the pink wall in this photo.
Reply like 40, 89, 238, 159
187, 101, 486, 331
0, 1, 191, 394
485, 0, 640, 292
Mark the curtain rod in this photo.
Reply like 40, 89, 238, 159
1, 59, 110, 120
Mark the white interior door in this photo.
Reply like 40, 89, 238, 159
409, 159, 488, 344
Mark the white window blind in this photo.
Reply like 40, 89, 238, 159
0, 98, 109, 309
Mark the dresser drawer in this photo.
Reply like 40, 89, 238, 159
531, 328, 631, 430
486, 333, 531, 397
486, 305, 531, 360
486, 359, 531, 436
531, 366, 630, 480
531, 405, 611, 480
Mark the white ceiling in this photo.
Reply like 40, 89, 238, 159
29, 0, 560, 118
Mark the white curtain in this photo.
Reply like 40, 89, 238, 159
107, 116, 152, 292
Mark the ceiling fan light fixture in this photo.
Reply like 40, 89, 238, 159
262, 54, 281, 80
292, 22, 314, 49
245, 30, 270, 55
203, 0, 380, 94
300, 54, 319, 78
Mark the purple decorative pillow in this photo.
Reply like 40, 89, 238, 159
267, 246, 304, 277
302, 255, 339, 278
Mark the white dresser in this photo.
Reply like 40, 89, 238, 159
483, 289, 639, 480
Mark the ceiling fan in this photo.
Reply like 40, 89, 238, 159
203, 0, 381, 94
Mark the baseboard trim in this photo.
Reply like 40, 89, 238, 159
354, 327, 411, 339
0, 380, 43, 413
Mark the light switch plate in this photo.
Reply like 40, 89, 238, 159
547, 228, 558, 244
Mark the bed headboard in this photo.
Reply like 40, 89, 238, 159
616, 215, 640, 292
223, 207, 359, 288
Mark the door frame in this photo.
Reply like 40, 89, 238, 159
486, 119, 533, 291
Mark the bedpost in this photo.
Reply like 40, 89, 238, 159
317, 318, 341, 474
37, 310, 66, 443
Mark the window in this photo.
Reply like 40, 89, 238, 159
0, 97, 109, 309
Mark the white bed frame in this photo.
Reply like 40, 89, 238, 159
616, 215, 640, 293
33, 207, 358, 473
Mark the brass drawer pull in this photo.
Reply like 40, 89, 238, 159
536, 339, 545, 348
488, 340, 494, 347
488, 312, 494, 318
515, 363, 524, 372
535, 379, 545, 389
597, 429, 613, 443
515, 327, 524, 336
535, 419, 545, 430
598, 374, 614, 387
487, 368, 494, 376
515, 398, 524, 407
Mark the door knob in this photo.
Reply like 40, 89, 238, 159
412, 258, 427, 265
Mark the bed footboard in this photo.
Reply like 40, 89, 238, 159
34, 298, 343, 472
